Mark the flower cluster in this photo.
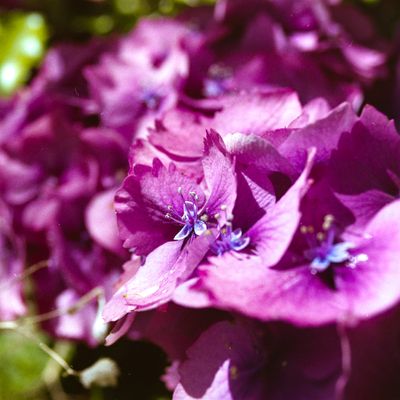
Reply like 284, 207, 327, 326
1, 0, 400, 398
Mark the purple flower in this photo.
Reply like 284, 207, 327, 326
329, 106, 400, 227
344, 306, 400, 400
171, 146, 314, 309
0, 39, 112, 146
85, 189, 125, 255
147, 88, 330, 168
1, 113, 99, 233
126, 303, 227, 361
104, 131, 236, 320
202, 0, 387, 108
0, 199, 26, 321
31, 216, 125, 345
85, 18, 194, 138
174, 318, 341, 400
115, 130, 236, 255
209, 224, 250, 256
198, 181, 400, 326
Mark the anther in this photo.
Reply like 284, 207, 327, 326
323, 214, 334, 230
189, 191, 199, 201
316, 232, 325, 241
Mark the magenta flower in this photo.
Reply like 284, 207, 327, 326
174, 318, 341, 400
115, 130, 236, 255
196, 0, 387, 109
0, 199, 26, 321
85, 18, 193, 138
104, 131, 236, 320
199, 182, 400, 325
329, 106, 400, 227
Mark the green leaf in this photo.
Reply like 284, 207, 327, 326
0, 12, 47, 97
0, 329, 49, 399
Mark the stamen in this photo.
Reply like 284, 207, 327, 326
168, 187, 209, 241
303, 217, 353, 274
347, 253, 368, 269
323, 214, 334, 230
176, 186, 188, 208
165, 212, 184, 225
189, 191, 199, 202
316, 232, 325, 241
210, 220, 249, 256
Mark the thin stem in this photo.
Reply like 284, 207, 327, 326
15, 327, 78, 377
0, 259, 49, 291
20, 286, 103, 325
0, 321, 78, 378
335, 321, 352, 400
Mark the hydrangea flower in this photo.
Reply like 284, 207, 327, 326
174, 318, 341, 400
103, 131, 236, 320
198, 182, 400, 325
85, 18, 195, 138
199, 0, 387, 108
329, 106, 400, 227
0, 199, 26, 321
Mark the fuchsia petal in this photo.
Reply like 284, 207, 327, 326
247, 147, 315, 265
279, 103, 357, 172
202, 130, 237, 218
85, 189, 123, 255
174, 319, 341, 400
200, 200, 400, 326
210, 89, 303, 135
104, 235, 211, 320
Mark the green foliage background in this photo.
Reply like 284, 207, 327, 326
0, 330, 49, 400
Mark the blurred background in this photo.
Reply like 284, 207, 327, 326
0, 0, 399, 97
0, 0, 216, 97
0, 0, 400, 399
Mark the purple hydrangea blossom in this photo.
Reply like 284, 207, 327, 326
0, 67, 130, 344
103, 131, 236, 320
328, 106, 400, 228
85, 18, 195, 138
174, 318, 341, 400
198, 181, 400, 326
199, 0, 387, 108
0, 199, 26, 321
0, 3, 399, 398
115, 130, 236, 255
